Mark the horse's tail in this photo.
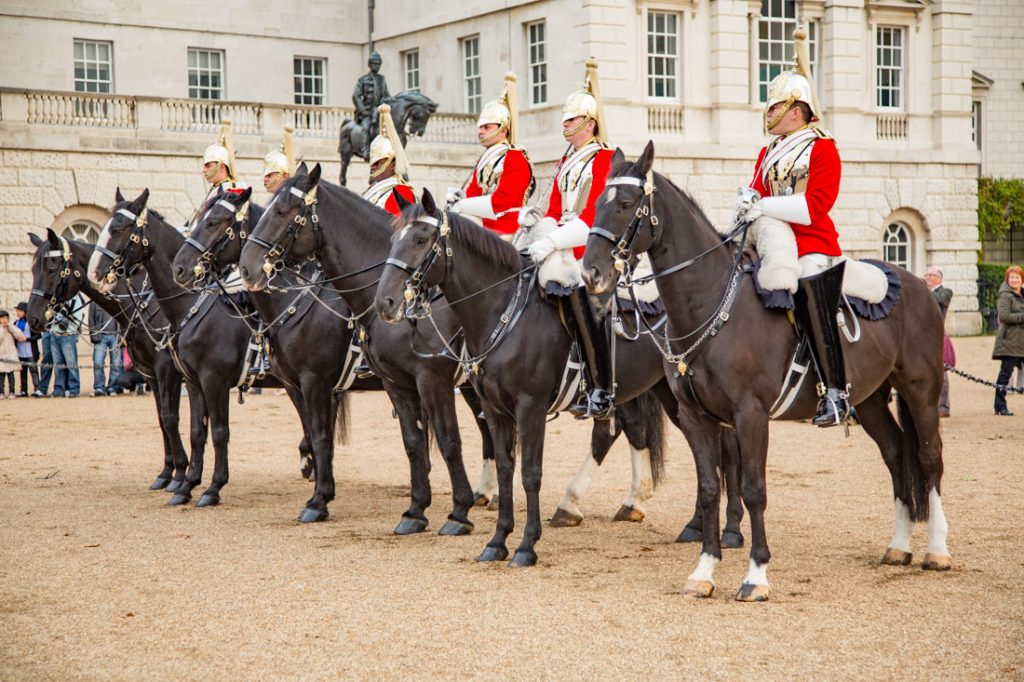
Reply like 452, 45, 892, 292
896, 392, 930, 522
633, 388, 666, 488
333, 390, 351, 445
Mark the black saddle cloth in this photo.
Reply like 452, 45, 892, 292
752, 257, 902, 321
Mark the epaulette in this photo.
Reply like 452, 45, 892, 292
811, 126, 833, 140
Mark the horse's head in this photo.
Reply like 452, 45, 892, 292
374, 187, 440, 323
239, 163, 321, 291
88, 187, 151, 294
172, 186, 253, 288
584, 141, 660, 294
394, 91, 438, 138
27, 229, 86, 331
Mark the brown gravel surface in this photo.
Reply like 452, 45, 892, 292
1, 335, 1022, 680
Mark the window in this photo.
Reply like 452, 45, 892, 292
61, 221, 100, 244
403, 50, 420, 92
972, 100, 982, 150
758, 0, 817, 103
462, 36, 481, 114
188, 48, 224, 100
883, 223, 911, 269
73, 39, 113, 93
876, 27, 904, 110
294, 57, 326, 105
527, 21, 547, 105
647, 11, 679, 100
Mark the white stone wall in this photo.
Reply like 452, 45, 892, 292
972, 0, 1024, 179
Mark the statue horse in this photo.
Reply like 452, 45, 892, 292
374, 189, 744, 568
338, 90, 438, 187
27, 226, 190, 492
582, 142, 951, 601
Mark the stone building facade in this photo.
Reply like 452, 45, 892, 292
2, 0, 1019, 334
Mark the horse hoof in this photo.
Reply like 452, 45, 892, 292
676, 526, 703, 543
166, 479, 183, 493
394, 516, 428, 535
508, 550, 538, 568
473, 493, 490, 507
682, 579, 714, 599
613, 505, 644, 523
150, 476, 171, 490
438, 519, 473, 536
196, 494, 220, 508
735, 583, 771, 602
549, 508, 583, 527
881, 548, 913, 566
167, 493, 191, 506
486, 497, 500, 512
478, 545, 509, 562
922, 553, 952, 571
721, 530, 745, 549
298, 507, 329, 523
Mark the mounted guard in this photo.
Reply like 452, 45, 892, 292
187, 119, 247, 234
447, 72, 535, 240
263, 126, 295, 195
362, 103, 415, 215
522, 59, 616, 420
734, 27, 850, 427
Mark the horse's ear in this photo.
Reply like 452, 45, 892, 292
638, 141, 656, 175
115, 187, 125, 204
393, 188, 412, 212
308, 163, 322, 187
29, 232, 45, 247
421, 188, 437, 215
295, 161, 308, 176
46, 228, 61, 249
239, 187, 253, 203
612, 147, 626, 167
133, 188, 150, 210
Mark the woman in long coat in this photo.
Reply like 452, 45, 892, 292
993, 265, 1024, 415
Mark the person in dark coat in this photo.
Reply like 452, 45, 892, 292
924, 267, 954, 416
993, 265, 1024, 416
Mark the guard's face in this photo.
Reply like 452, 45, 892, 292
478, 123, 503, 145
204, 161, 228, 184
264, 172, 287, 193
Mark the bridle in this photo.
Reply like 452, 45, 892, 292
385, 211, 452, 315
94, 206, 151, 285
589, 169, 660, 277
31, 235, 83, 322
179, 196, 250, 283
246, 184, 321, 283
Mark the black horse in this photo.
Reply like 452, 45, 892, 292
582, 143, 951, 600
374, 190, 743, 568
27, 227, 190, 492
170, 184, 380, 522
337, 90, 438, 187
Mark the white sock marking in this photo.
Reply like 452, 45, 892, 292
557, 453, 599, 518
742, 558, 770, 587
926, 489, 950, 556
888, 498, 914, 554
475, 458, 498, 499
622, 446, 654, 512
687, 552, 719, 584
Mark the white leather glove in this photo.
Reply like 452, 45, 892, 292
528, 237, 557, 263
452, 195, 496, 219
734, 187, 761, 224
445, 187, 466, 207
518, 205, 544, 229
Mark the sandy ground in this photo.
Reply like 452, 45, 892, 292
1, 335, 1022, 680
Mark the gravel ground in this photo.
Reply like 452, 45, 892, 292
1, 335, 1022, 680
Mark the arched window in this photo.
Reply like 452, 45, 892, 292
882, 222, 911, 269
61, 220, 101, 244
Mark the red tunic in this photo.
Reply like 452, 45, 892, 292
750, 137, 842, 257
544, 146, 614, 260
382, 183, 415, 217
465, 148, 533, 235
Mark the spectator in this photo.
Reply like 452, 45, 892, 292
49, 294, 84, 398
0, 309, 26, 398
13, 302, 38, 396
993, 265, 1024, 416
89, 302, 123, 396
116, 347, 148, 395
33, 328, 53, 397
924, 267, 954, 417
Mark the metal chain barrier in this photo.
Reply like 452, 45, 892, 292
945, 363, 1024, 394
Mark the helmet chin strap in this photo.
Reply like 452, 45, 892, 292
370, 158, 395, 180
203, 162, 223, 183
479, 124, 507, 147
765, 97, 796, 134
562, 115, 593, 140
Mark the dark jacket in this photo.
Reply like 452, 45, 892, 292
931, 285, 952, 321
89, 302, 118, 343
992, 282, 1024, 359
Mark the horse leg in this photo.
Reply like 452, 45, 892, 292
678, 406, 724, 598
614, 393, 665, 523
196, 383, 230, 507
420, 380, 474, 535
169, 382, 206, 506
388, 389, 431, 535
459, 385, 497, 507
479, 409, 515, 562
285, 386, 315, 481
298, 380, 335, 523
733, 408, 772, 602
720, 429, 745, 549
551, 415, 621, 527
148, 375, 174, 490
339, 153, 350, 187
509, 399, 547, 567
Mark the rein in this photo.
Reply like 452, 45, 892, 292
31, 235, 84, 326
179, 197, 250, 284
95, 207, 151, 285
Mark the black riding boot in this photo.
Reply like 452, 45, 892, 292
568, 286, 614, 420
793, 261, 851, 427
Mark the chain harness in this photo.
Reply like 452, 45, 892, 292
178, 197, 250, 284
94, 207, 151, 286
30, 235, 84, 325
246, 185, 321, 285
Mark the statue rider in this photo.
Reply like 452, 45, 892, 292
352, 51, 391, 160
734, 27, 850, 427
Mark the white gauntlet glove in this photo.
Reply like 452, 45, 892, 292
445, 187, 466, 208
518, 205, 544, 229
734, 187, 762, 224
528, 237, 557, 263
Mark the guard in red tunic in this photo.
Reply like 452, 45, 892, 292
362, 104, 415, 216
448, 72, 535, 239
262, 126, 295, 195
735, 27, 849, 426
185, 120, 247, 234
524, 59, 616, 419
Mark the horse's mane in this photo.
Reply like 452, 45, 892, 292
608, 159, 718, 234
316, 178, 397, 236
403, 204, 524, 274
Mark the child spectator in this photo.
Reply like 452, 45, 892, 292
0, 309, 27, 398
13, 302, 38, 396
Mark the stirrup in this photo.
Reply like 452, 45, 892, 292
569, 389, 613, 420
812, 387, 850, 428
